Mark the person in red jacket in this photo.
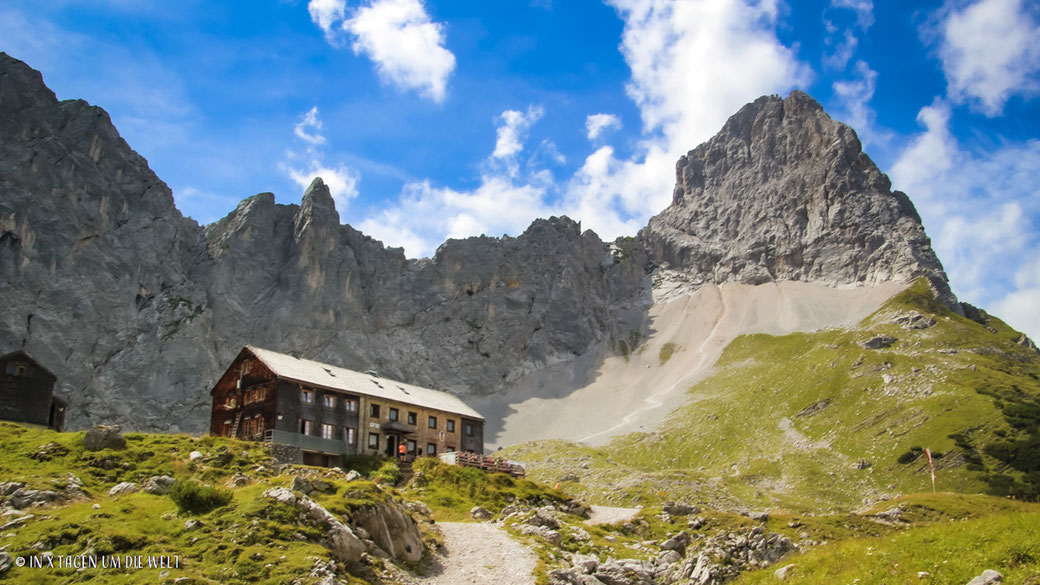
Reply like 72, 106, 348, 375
398, 442, 407, 463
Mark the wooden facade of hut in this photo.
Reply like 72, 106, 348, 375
210, 346, 484, 466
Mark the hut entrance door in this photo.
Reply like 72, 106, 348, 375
385, 434, 398, 458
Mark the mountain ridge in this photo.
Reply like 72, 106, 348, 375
1, 52, 969, 435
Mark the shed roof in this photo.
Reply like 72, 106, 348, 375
245, 346, 484, 420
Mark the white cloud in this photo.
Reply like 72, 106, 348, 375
831, 0, 874, 30
610, 0, 810, 155
992, 256, 1040, 342
287, 163, 360, 209
493, 106, 543, 161
891, 98, 1040, 339
308, 0, 347, 42
822, 0, 874, 71
585, 113, 622, 140
293, 106, 326, 146
343, 0, 456, 103
357, 0, 809, 257
937, 0, 1040, 116
283, 107, 361, 212
358, 177, 552, 258
830, 60, 890, 149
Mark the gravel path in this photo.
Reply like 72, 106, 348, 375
415, 522, 537, 585
585, 505, 641, 526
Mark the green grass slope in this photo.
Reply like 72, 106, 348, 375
505, 280, 1040, 512
0, 425, 422, 585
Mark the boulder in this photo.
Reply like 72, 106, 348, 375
860, 335, 897, 350
262, 487, 365, 564
775, 563, 796, 580
108, 482, 138, 496
966, 570, 1003, 585
353, 500, 425, 563
143, 475, 176, 495
188, 451, 204, 462
662, 502, 699, 516
8, 488, 62, 509
520, 524, 561, 546
83, 426, 126, 451
470, 506, 492, 520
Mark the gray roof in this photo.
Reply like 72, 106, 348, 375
246, 346, 484, 420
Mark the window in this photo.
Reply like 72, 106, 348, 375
370, 404, 381, 418
407, 439, 416, 453
447, 419, 456, 433
407, 411, 417, 425
427, 443, 437, 455
241, 361, 251, 375
225, 397, 237, 409
322, 423, 334, 440
345, 427, 356, 445
428, 416, 437, 429
300, 419, 313, 435
323, 394, 336, 408
447, 446, 455, 452
346, 398, 358, 412
301, 389, 314, 404
6, 364, 27, 376
368, 433, 380, 449
465, 423, 473, 436
389, 408, 399, 421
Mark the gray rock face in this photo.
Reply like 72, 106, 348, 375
1, 55, 963, 434
640, 91, 958, 310
0, 53, 647, 432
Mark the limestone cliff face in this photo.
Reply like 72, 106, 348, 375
0, 53, 957, 433
640, 91, 958, 309
0, 53, 647, 431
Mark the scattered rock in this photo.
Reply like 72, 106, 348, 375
352, 499, 425, 563
860, 335, 897, 350
184, 519, 204, 531
143, 475, 176, 495
8, 488, 62, 509
109, 482, 138, 496
30, 442, 68, 461
0, 552, 11, 574
748, 511, 769, 522
188, 451, 204, 462
343, 470, 362, 482
662, 502, 700, 516
470, 506, 492, 521
559, 473, 581, 483
665, 528, 796, 584
262, 487, 365, 564
1017, 334, 1039, 352
83, 425, 126, 451
292, 476, 315, 495
852, 460, 872, 470
225, 474, 251, 488
775, 563, 796, 580
657, 550, 682, 566
893, 312, 935, 330
520, 524, 561, 546
966, 570, 1003, 585
527, 509, 561, 530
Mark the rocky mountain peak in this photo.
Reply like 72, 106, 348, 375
296, 177, 340, 233
641, 90, 958, 309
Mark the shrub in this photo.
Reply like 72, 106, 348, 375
371, 460, 401, 485
168, 480, 232, 514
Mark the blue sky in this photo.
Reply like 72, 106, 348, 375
3, 0, 1039, 340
